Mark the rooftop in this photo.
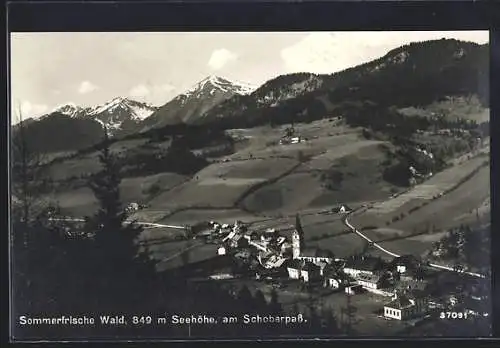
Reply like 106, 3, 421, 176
287, 259, 320, 272
345, 256, 386, 272
356, 273, 382, 283
385, 296, 414, 310
301, 247, 335, 258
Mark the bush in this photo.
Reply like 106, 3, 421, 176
145, 183, 161, 197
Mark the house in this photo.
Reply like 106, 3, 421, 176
300, 262, 321, 283
229, 234, 249, 249
286, 260, 301, 280
286, 259, 321, 283
334, 204, 352, 214
217, 246, 226, 255
324, 268, 350, 290
343, 256, 386, 278
355, 273, 384, 290
383, 292, 428, 320
126, 202, 139, 212
389, 255, 422, 274
345, 284, 364, 295
298, 247, 335, 265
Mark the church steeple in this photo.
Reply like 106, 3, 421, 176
292, 214, 305, 259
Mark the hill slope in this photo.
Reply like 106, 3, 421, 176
204, 39, 489, 129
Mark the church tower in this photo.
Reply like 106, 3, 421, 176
292, 214, 305, 259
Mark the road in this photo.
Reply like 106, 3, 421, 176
342, 214, 486, 279
48, 217, 186, 230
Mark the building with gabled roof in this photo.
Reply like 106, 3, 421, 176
355, 273, 385, 290
286, 259, 321, 283
323, 267, 351, 289
383, 290, 428, 320
343, 255, 387, 278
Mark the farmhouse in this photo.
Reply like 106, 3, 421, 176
355, 273, 384, 290
217, 246, 226, 255
389, 255, 422, 274
324, 269, 350, 290
287, 259, 321, 283
383, 292, 428, 321
343, 256, 386, 278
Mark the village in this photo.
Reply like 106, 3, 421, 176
191, 205, 487, 329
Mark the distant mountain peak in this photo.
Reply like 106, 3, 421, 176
182, 75, 256, 98
51, 103, 85, 118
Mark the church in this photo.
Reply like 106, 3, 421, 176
291, 214, 335, 265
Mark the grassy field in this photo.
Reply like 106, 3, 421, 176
119, 172, 187, 204
350, 154, 489, 231
39, 116, 490, 272
48, 187, 98, 216
48, 172, 188, 217
398, 95, 490, 123
242, 141, 394, 214
46, 154, 102, 181
390, 164, 489, 232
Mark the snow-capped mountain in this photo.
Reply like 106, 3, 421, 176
45, 97, 159, 135
85, 97, 158, 133
52, 103, 88, 118
139, 76, 257, 130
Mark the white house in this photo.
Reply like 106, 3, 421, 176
287, 259, 321, 283
324, 272, 350, 290
343, 256, 385, 278
355, 273, 384, 290
383, 292, 428, 320
217, 246, 226, 255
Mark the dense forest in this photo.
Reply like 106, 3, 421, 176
11, 113, 104, 153
206, 39, 488, 130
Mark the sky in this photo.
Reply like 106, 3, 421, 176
10, 31, 488, 123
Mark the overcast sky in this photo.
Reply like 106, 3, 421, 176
10, 31, 488, 123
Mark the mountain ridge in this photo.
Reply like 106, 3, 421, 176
11, 39, 488, 154
138, 75, 256, 131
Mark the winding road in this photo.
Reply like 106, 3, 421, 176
342, 213, 486, 279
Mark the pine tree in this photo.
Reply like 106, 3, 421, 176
85, 129, 156, 312
269, 289, 282, 314
342, 294, 357, 335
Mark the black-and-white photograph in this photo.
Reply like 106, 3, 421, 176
10, 31, 491, 340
